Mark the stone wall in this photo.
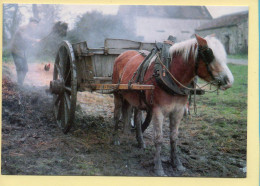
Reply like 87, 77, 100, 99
195, 20, 248, 54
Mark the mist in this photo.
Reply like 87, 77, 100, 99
67, 10, 141, 48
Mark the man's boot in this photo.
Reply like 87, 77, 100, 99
17, 71, 26, 85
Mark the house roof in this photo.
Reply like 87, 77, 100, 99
196, 11, 248, 31
117, 5, 212, 20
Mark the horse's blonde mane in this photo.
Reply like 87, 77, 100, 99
169, 36, 227, 64
169, 38, 197, 62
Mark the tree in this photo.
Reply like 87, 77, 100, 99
3, 4, 64, 60
67, 11, 140, 48
3, 4, 22, 49
30, 4, 65, 59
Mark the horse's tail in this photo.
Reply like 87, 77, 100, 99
141, 109, 152, 133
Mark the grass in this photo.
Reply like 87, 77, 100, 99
200, 64, 247, 122
179, 64, 247, 177
227, 54, 248, 60
197, 64, 247, 111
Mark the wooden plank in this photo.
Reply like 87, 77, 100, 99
105, 39, 141, 49
91, 55, 117, 77
71, 39, 155, 56
72, 41, 88, 56
140, 43, 156, 51
75, 56, 95, 90
87, 48, 104, 55
107, 48, 131, 55
107, 45, 155, 55
94, 77, 112, 81
88, 84, 154, 90
92, 55, 102, 77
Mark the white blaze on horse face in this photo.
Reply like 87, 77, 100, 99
205, 36, 234, 90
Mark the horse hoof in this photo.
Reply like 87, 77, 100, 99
113, 140, 120, 146
155, 169, 167, 176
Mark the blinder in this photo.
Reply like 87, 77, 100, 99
198, 46, 215, 64
196, 45, 216, 81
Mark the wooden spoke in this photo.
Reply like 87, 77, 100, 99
64, 99, 69, 124
64, 69, 71, 83
57, 96, 64, 121
64, 86, 72, 94
64, 92, 71, 110
54, 101, 58, 118
54, 94, 62, 106
55, 63, 63, 79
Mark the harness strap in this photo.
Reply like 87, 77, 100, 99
134, 48, 157, 84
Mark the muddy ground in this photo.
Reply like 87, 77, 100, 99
1, 63, 246, 177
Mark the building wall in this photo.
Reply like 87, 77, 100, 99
134, 17, 210, 42
237, 20, 248, 54
195, 20, 248, 54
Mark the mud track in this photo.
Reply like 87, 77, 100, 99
1, 64, 246, 177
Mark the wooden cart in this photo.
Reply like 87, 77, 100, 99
49, 39, 156, 133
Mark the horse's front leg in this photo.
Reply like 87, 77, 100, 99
152, 108, 166, 176
169, 108, 186, 171
134, 108, 146, 148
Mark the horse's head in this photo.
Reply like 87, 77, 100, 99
195, 34, 234, 90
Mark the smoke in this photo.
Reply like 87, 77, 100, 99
32, 21, 68, 58
2, 4, 69, 87
67, 10, 142, 48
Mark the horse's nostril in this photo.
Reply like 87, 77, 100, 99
223, 75, 229, 85
216, 76, 229, 86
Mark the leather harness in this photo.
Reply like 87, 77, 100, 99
130, 42, 215, 97
127, 39, 215, 132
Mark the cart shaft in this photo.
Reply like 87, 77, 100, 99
88, 84, 154, 91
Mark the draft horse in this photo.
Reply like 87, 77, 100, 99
112, 35, 234, 176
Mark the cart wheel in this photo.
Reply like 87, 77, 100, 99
50, 41, 77, 134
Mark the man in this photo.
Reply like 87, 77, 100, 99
11, 17, 41, 85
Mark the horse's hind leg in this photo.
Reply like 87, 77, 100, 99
134, 108, 146, 149
113, 93, 122, 145
122, 100, 132, 134
169, 108, 186, 171
152, 108, 166, 176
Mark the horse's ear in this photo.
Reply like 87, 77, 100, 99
195, 34, 207, 46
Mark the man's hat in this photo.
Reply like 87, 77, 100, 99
29, 17, 40, 23
167, 35, 176, 42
